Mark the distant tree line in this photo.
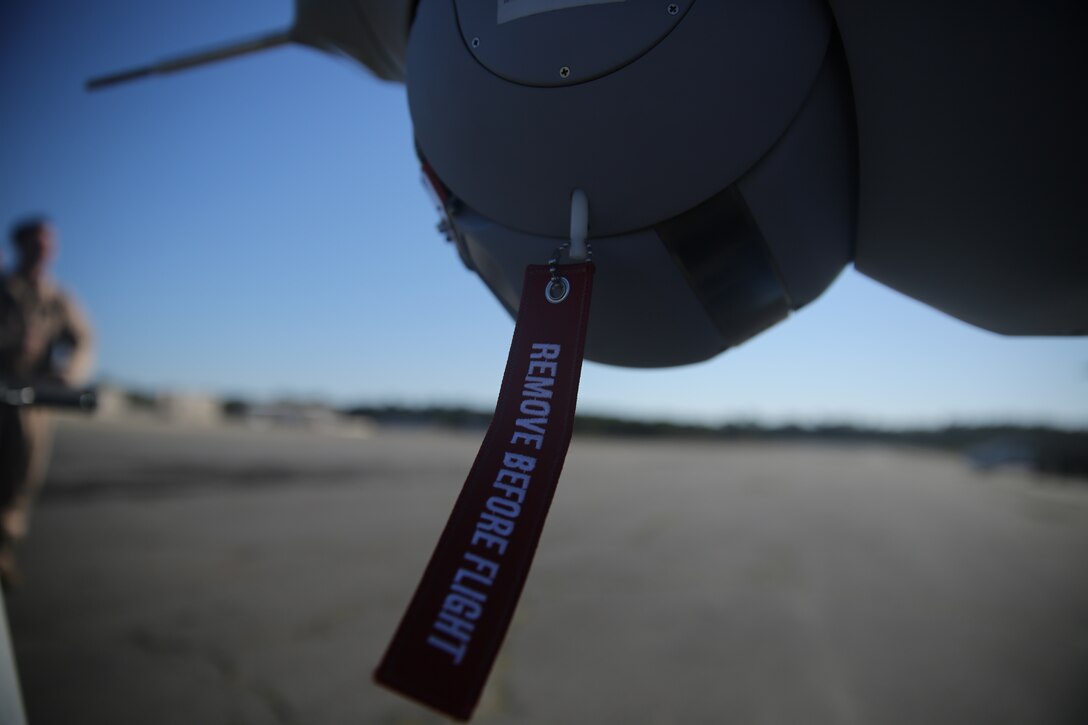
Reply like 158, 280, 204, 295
334, 404, 1087, 477
207, 399, 1088, 479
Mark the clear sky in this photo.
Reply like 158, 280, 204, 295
2, 0, 1086, 428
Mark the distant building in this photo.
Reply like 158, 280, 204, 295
155, 391, 221, 426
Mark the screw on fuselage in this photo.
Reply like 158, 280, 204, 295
471, 37, 480, 48
559, 66, 571, 78
667, 3, 679, 15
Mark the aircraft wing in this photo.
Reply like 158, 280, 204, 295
87, 0, 415, 89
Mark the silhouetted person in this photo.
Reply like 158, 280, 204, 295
0, 218, 93, 587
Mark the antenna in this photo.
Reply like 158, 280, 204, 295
86, 29, 295, 90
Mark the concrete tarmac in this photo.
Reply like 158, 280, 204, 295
6, 417, 1088, 724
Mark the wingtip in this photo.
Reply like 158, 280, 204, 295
85, 66, 153, 91
84, 28, 294, 92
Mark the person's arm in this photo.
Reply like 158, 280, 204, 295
56, 293, 94, 386
0, 298, 27, 386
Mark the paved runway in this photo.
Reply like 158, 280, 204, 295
6, 416, 1088, 724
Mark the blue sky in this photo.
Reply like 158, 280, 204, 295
2, 0, 1086, 428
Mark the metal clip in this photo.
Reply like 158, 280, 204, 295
569, 188, 589, 262
544, 189, 592, 304
546, 244, 570, 303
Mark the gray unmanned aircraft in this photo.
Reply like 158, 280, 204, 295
87, 0, 1087, 368
76, 1, 1088, 720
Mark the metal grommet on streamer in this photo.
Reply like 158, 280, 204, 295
546, 241, 591, 304
545, 275, 571, 304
